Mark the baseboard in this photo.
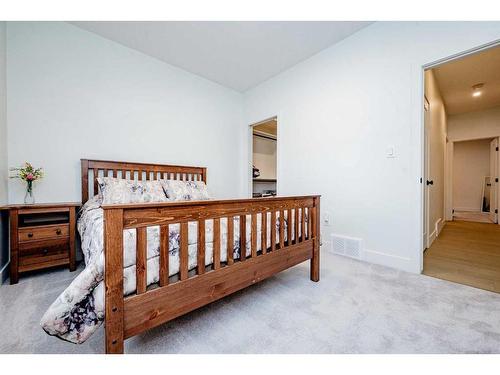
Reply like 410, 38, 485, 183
453, 207, 481, 212
428, 217, 445, 247
428, 228, 437, 247
0, 261, 9, 284
437, 218, 445, 236
362, 248, 417, 273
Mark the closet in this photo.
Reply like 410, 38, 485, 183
252, 118, 277, 197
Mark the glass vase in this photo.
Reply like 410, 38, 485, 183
24, 181, 35, 204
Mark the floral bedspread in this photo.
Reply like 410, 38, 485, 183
40, 197, 297, 344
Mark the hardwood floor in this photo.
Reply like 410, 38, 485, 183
423, 220, 500, 293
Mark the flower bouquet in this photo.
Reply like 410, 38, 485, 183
10, 162, 44, 204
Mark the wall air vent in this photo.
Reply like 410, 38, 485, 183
331, 234, 363, 259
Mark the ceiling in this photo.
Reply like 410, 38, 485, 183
432, 45, 500, 115
253, 118, 277, 137
70, 21, 372, 92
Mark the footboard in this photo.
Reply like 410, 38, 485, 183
103, 195, 320, 354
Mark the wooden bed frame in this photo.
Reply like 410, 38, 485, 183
81, 159, 320, 354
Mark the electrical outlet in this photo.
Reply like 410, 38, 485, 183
323, 212, 331, 226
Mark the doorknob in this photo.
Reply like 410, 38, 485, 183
426, 180, 434, 186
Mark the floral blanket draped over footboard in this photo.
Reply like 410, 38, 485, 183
40, 197, 300, 344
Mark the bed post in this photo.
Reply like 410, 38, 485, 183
310, 197, 320, 282
104, 208, 125, 354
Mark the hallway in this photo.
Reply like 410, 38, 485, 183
423, 221, 500, 293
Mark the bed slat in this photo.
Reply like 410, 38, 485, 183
279, 210, 285, 249
93, 168, 99, 196
213, 218, 221, 270
136, 227, 147, 295
227, 217, 234, 265
159, 225, 169, 287
261, 212, 267, 254
239, 215, 246, 261
180, 222, 188, 280
301, 208, 306, 241
251, 213, 257, 258
293, 208, 299, 243
270, 210, 276, 252
286, 209, 292, 246
197, 220, 205, 275
307, 207, 316, 238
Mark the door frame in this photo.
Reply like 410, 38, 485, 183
423, 96, 430, 251
443, 136, 500, 224
490, 137, 500, 223
248, 116, 279, 198
419, 39, 500, 272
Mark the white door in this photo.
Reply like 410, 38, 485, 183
423, 97, 430, 250
490, 138, 499, 223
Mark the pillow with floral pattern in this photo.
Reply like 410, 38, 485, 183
160, 179, 211, 201
97, 177, 168, 204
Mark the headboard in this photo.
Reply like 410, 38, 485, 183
81, 159, 207, 204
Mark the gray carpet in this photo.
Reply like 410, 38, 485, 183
1, 251, 500, 354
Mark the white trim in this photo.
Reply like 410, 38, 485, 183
428, 229, 437, 247
444, 140, 454, 221
362, 249, 417, 274
437, 218, 445, 236
428, 218, 445, 247
248, 115, 279, 198
423, 39, 500, 70
419, 40, 500, 274
453, 207, 482, 212
497, 136, 500, 225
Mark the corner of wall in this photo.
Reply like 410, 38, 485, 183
0, 21, 9, 283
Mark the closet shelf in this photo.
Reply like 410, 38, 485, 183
253, 178, 277, 183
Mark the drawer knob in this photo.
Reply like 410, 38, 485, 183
56, 229, 62, 235
27, 233, 33, 238
43, 249, 48, 255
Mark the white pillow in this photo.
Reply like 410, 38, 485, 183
160, 179, 211, 201
97, 177, 168, 204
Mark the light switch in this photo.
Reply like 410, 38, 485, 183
386, 146, 396, 158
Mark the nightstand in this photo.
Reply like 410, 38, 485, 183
1, 203, 80, 284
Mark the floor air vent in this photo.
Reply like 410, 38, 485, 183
331, 234, 362, 259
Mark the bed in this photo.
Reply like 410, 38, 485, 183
41, 159, 320, 353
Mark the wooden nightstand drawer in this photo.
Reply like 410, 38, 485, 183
18, 238, 71, 273
18, 224, 69, 243
19, 237, 69, 257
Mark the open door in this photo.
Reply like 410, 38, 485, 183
423, 97, 430, 250
490, 138, 499, 223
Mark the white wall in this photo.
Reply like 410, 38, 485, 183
0, 22, 8, 281
453, 139, 491, 211
243, 22, 500, 273
448, 106, 500, 141
6, 22, 244, 203
253, 135, 277, 179
5, 21, 500, 275
424, 69, 447, 239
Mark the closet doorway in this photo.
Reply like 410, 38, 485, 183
250, 117, 277, 198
